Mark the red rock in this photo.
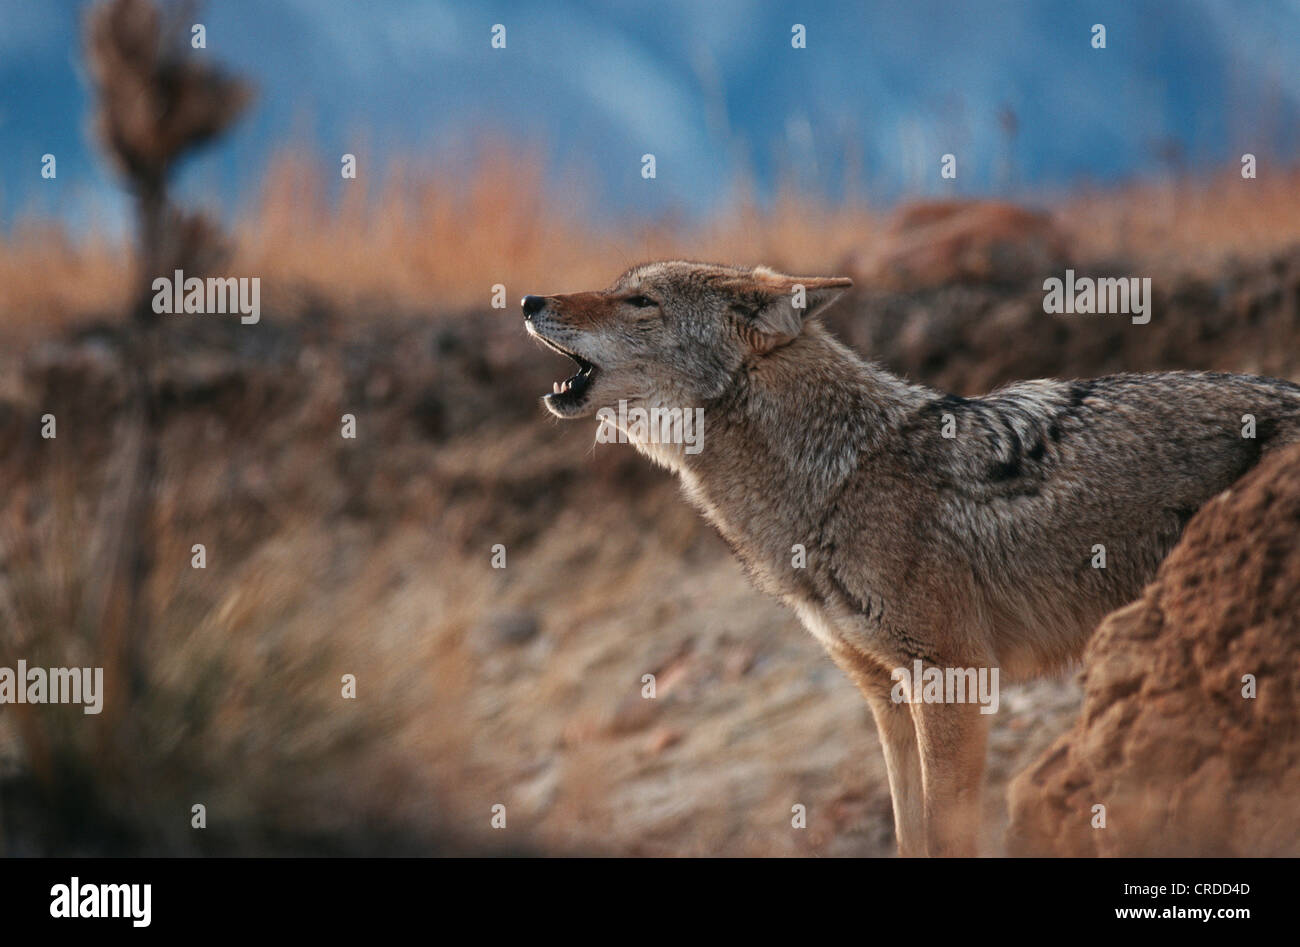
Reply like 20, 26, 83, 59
1007, 443, 1300, 856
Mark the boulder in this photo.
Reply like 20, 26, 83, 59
1007, 442, 1300, 856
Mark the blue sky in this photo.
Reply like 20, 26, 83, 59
3, 0, 1299, 234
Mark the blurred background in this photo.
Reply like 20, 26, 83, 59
1, 0, 1299, 856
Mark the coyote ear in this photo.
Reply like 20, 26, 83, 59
730, 268, 853, 351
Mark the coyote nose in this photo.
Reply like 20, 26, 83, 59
522, 295, 547, 318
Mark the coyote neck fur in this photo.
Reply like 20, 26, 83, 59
667, 324, 928, 596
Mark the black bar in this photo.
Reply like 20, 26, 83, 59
0, 857, 1284, 934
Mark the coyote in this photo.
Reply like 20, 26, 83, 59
522, 261, 1300, 856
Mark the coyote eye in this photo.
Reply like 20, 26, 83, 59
625, 294, 657, 308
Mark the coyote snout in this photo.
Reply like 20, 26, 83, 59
521, 291, 613, 417
525, 260, 1300, 856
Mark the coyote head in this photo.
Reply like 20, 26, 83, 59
522, 261, 852, 419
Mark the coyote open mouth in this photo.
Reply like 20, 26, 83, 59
530, 329, 600, 409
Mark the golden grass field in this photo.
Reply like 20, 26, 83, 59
6, 148, 1300, 338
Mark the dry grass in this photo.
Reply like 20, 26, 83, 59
6, 151, 1300, 339
0, 374, 477, 854
235, 150, 1300, 307
232, 146, 886, 311
1062, 166, 1300, 271
0, 221, 131, 339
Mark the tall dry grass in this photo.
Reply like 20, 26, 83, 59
6, 149, 1300, 336
0, 222, 131, 338
0, 396, 476, 854
233, 146, 886, 311
1062, 166, 1300, 270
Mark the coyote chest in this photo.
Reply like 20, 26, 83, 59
681, 474, 892, 656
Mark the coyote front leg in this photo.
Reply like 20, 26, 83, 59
830, 647, 926, 856
869, 694, 927, 856
911, 697, 992, 857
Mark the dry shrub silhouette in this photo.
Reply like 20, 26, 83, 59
0, 0, 263, 854
76, 0, 254, 715
86, 0, 251, 290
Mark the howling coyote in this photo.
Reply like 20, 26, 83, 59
522, 261, 1300, 856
